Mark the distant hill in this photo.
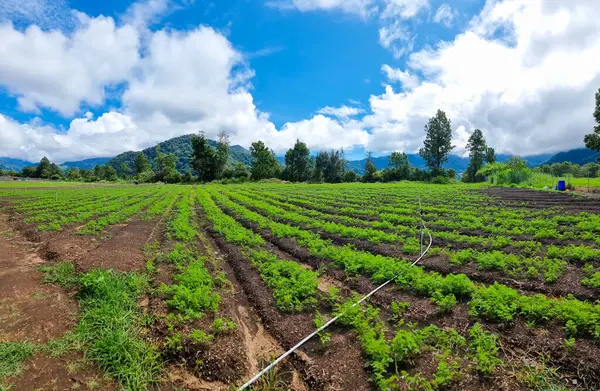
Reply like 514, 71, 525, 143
60, 157, 112, 170
346, 152, 556, 175
107, 134, 253, 174
0, 157, 35, 171
542, 148, 600, 165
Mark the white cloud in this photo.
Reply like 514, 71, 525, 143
380, 0, 429, 19
433, 4, 457, 28
378, 21, 416, 58
366, 0, 600, 155
318, 105, 365, 119
381, 64, 419, 89
265, 0, 376, 17
122, 0, 172, 30
0, 0, 74, 31
0, 16, 139, 116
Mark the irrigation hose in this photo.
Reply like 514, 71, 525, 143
237, 222, 433, 391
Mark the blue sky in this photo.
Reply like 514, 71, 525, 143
0, 0, 599, 162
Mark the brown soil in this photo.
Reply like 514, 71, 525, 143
0, 213, 113, 390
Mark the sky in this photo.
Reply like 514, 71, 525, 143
0, 0, 599, 163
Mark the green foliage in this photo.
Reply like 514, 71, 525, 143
463, 129, 487, 183
284, 139, 312, 182
76, 269, 161, 389
582, 271, 600, 289
363, 151, 378, 183
583, 87, 600, 152
468, 323, 501, 377
314, 311, 332, 345
391, 301, 409, 322
163, 258, 221, 319
212, 317, 237, 334
390, 329, 422, 364
189, 329, 214, 345
419, 109, 454, 175
37, 262, 78, 288
250, 141, 280, 180
0, 341, 36, 381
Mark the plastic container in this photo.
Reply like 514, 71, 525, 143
557, 180, 566, 191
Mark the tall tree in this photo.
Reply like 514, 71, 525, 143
464, 129, 487, 182
312, 151, 329, 182
190, 132, 217, 182
35, 157, 51, 178
323, 149, 345, 183
284, 139, 311, 182
250, 141, 279, 180
485, 147, 496, 164
362, 151, 377, 183
584, 87, 600, 155
419, 109, 454, 175
215, 131, 230, 178
388, 151, 410, 181
134, 152, 151, 175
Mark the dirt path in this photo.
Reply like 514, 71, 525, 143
0, 213, 114, 390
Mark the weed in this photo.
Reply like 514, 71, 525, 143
37, 262, 79, 288
212, 317, 237, 334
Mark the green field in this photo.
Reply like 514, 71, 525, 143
1, 182, 599, 390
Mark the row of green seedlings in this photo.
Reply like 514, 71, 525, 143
76, 188, 169, 234
212, 188, 600, 343
36, 190, 158, 231
150, 188, 236, 359
196, 187, 320, 312
21, 190, 133, 221
255, 186, 600, 244
317, 296, 507, 391
227, 189, 560, 287
237, 188, 600, 285
245, 188, 600, 260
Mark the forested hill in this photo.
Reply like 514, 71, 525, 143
542, 148, 600, 165
107, 134, 252, 174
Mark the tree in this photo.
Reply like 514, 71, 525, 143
312, 151, 329, 182
190, 132, 218, 182
99, 165, 118, 181
119, 163, 131, 179
66, 167, 81, 180
419, 110, 454, 175
447, 168, 457, 179
215, 131, 230, 179
134, 152, 151, 175
154, 145, 181, 183
232, 162, 250, 179
22, 166, 36, 178
388, 152, 410, 181
464, 129, 487, 182
284, 139, 312, 182
362, 151, 377, 183
485, 147, 496, 164
584, 87, 600, 155
250, 141, 279, 180
0, 168, 3, 176
323, 149, 345, 183
343, 170, 360, 182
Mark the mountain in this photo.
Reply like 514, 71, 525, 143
60, 157, 112, 170
542, 148, 600, 165
0, 157, 35, 171
345, 152, 556, 175
107, 134, 253, 173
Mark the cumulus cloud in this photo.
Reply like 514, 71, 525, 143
265, 0, 376, 17
1, 0, 600, 162
381, 64, 419, 89
0, 16, 139, 116
318, 105, 365, 119
380, 0, 429, 19
433, 4, 457, 28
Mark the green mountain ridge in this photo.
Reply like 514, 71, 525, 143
107, 134, 253, 174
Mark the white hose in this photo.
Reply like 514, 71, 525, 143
237, 221, 433, 391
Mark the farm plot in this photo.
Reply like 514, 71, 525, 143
0, 182, 599, 391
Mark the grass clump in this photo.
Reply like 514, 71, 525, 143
76, 269, 161, 390
0, 341, 36, 387
37, 262, 78, 288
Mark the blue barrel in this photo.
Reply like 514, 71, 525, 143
557, 180, 566, 191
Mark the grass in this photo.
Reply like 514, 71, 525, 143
0, 341, 36, 389
36, 265, 162, 390
76, 269, 161, 390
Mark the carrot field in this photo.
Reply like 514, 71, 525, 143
1, 182, 600, 391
